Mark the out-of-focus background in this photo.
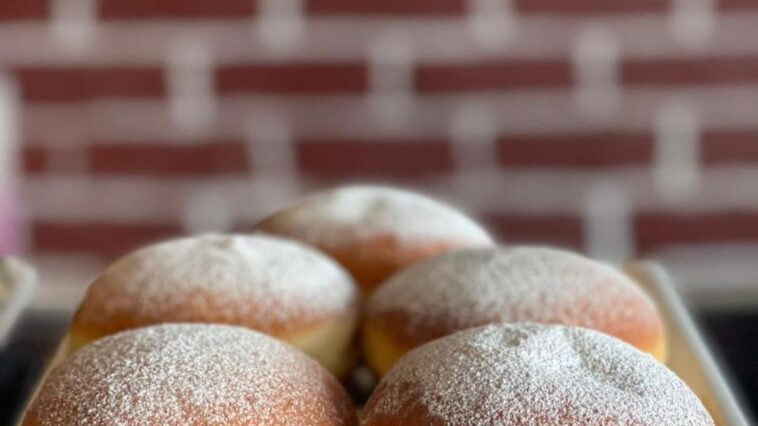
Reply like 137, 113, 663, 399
1, 0, 757, 422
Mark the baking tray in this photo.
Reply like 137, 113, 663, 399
18, 261, 752, 425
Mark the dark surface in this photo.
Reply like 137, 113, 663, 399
0, 309, 756, 425
0, 311, 69, 426
697, 308, 758, 422
0, 349, 39, 425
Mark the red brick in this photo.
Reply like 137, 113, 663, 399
32, 221, 182, 259
483, 213, 584, 249
0, 0, 47, 20
22, 146, 47, 175
721, 0, 758, 11
17, 67, 164, 102
623, 56, 758, 86
100, 0, 254, 19
89, 141, 250, 176
307, 0, 463, 15
703, 132, 758, 164
635, 212, 758, 253
217, 64, 367, 94
416, 61, 570, 92
497, 133, 653, 168
297, 139, 453, 178
516, 0, 668, 14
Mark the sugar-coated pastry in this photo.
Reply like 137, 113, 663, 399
68, 234, 360, 376
256, 185, 494, 293
23, 324, 358, 426
364, 246, 666, 376
363, 323, 713, 426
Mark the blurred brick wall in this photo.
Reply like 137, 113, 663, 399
3, 0, 758, 284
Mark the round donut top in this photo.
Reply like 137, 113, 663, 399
74, 234, 359, 334
368, 246, 662, 346
24, 324, 356, 426
259, 185, 493, 248
364, 323, 713, 425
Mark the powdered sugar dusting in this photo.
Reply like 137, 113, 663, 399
25, 324, 355, 425
364, 323, 714, 425
262, 185, 494, 248
76, 234, 358, 333
368, 246, 660, 344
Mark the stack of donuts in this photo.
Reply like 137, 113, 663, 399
23, 185, 715, 425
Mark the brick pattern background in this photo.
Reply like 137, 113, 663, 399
2, 0, 758, 303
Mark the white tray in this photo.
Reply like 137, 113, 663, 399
0, 257, 37, 347
19, 262, 752, 425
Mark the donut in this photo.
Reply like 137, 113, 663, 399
256, 185, 494, 293
364, 246, 666, 376
68, 233, 360, 376
363, 323, 713, 425
23, 324, 358, 425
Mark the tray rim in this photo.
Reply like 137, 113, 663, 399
0, 257, 37, 347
